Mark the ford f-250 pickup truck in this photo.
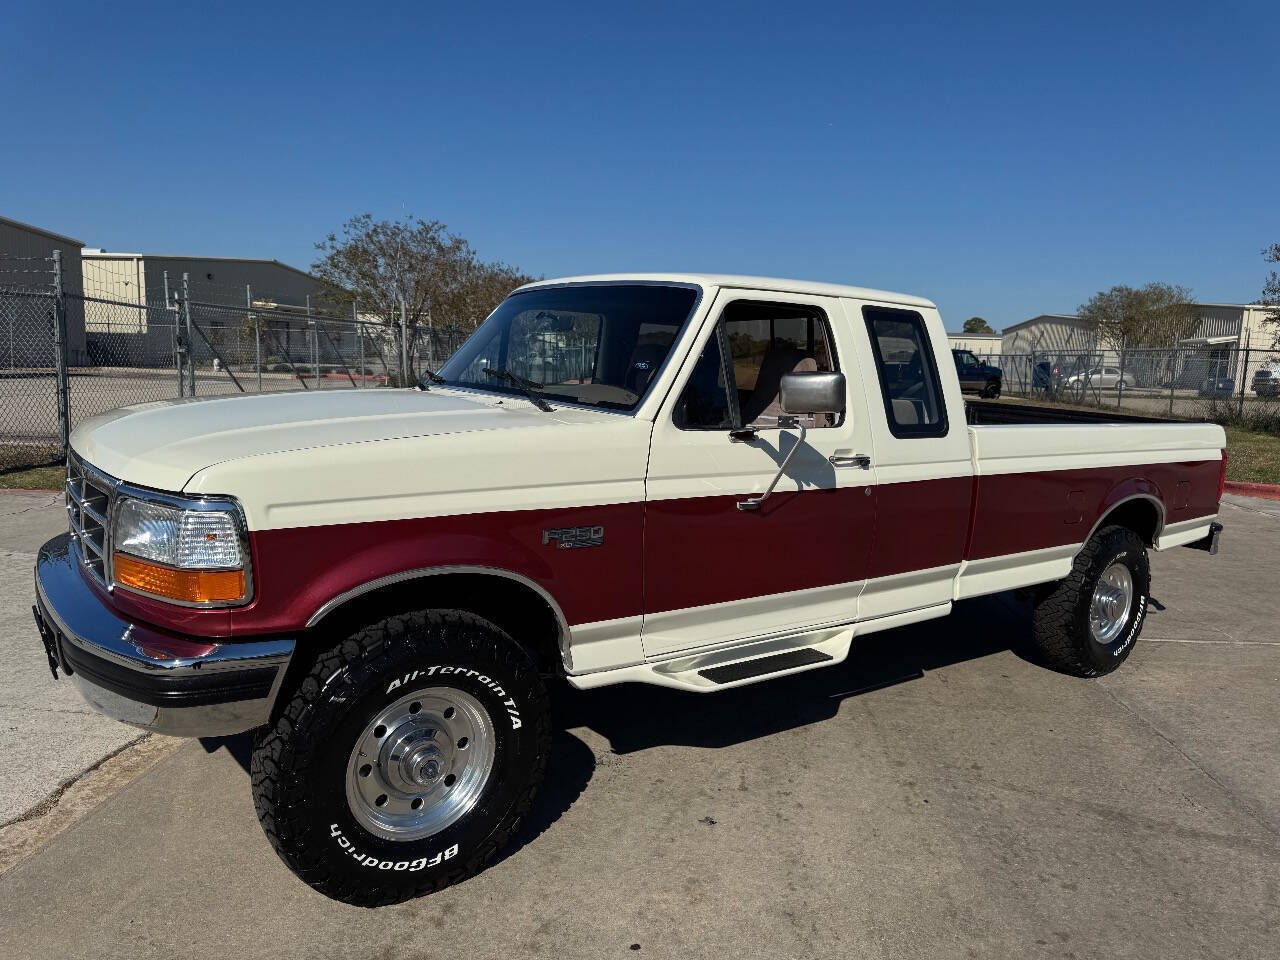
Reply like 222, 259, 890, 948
32, 274, 1225, 905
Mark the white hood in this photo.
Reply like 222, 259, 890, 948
70, 388, 598, 492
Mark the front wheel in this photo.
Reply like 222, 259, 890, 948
982, 379, 1001, 399
1030, 525, 1150, 677
251, 609, 551, 906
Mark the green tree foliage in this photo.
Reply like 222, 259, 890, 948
311, 214, 536, 331
1261, 243, 1280, 347
962, 316, 994, 334
1077, 282, 1198, 350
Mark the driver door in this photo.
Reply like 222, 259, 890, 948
641, 290, 877, 658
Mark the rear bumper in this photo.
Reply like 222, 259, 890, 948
33, 533, 294, 737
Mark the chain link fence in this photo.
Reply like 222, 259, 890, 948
993, 346, 1280, 431
0, 259, 62, 471
1, 251, 477, 472
8, 248, 1279, 474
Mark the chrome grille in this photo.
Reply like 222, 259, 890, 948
66, 453, 113, 586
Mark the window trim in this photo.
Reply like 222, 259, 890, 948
673, 298, 841, 432
863, 305, 949, 439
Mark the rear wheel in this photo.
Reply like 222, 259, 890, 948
1031, 525, 1150, 677
251, 609, 551, 906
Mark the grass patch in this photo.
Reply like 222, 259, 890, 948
0, 465, 64, 490
1225, 426, 1280, 484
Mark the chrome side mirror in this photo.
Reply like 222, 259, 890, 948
738, 371, 847, 513
780, 371, 846, 416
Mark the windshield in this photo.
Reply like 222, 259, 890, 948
438, 284, 700, 410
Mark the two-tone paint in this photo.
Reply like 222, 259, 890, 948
65, 273, 1226, 692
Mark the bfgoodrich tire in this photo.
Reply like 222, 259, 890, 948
1031, 525, 1151, 677
251, 609, 551, 906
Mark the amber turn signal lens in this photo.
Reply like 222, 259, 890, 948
112, 552, 245, 604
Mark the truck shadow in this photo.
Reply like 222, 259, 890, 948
556, 591, 1031, 755
199, 592, 1032, 868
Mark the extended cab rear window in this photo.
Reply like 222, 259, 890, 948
863, 307, 948, 438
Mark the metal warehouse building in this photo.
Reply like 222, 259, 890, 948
82, 250, 327, 312
0, 215, 87, 365
1000, 304, 1277, 392
1000, 314, 1097, 358
81, 250, 333, 364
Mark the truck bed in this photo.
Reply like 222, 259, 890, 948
965, 398, 1170, 426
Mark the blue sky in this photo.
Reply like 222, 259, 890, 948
2, 1, 1275, 331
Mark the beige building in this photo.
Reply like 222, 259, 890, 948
946, 331, 1003, 361
1182, 303, 1277, 351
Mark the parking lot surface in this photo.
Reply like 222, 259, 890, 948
0, 491, 141, 824
1, 494, 1277, 960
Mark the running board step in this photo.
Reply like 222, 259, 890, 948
698, 647, 832, 684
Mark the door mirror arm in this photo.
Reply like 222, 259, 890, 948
737, 371, 846, 512
737, 417, 807, 512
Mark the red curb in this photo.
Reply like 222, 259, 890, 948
1224, 481, 1280, 502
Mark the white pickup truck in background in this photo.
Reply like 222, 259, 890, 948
34, 273, 1225, 904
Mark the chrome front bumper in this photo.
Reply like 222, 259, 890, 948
33, 534, 295, 737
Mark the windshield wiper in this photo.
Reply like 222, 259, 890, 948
415, 366, 446, 391
482, 367, 553, 412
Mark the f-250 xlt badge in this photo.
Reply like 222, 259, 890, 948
542, 525, 605, 549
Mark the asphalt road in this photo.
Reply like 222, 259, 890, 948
1, 493, 1277, 960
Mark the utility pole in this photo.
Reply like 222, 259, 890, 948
182, 273, 196, 396
165, 270, 182, 398
400, 298, 409, 386
426, 301, 434, 371
1239, 346, 1251, 417
355, 301, 364, 389
51, 250, 70, 457
307, 294, 318, 388
248, 284, 261, 393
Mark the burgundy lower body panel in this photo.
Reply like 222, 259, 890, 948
104, 458, 1220, 640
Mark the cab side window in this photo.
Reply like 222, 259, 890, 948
673, 326, 734, 430
864, 307, 947, 438
676, 301, 839, 430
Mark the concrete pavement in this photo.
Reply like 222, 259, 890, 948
1, 494, 1277, 959
0, 490, 142, 825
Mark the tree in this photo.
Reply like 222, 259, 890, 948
1077, 282, 1198, 351
1262, 243, 1280, 347
963, 316, 994, 334
311, 213, 539, 330
311, 214, 536, 380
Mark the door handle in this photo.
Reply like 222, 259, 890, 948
829, 453, 871, 469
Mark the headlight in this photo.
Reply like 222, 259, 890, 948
111, 496, 251, 606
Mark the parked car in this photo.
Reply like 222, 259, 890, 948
1252, 365, 1280, 397
951, 348, 1002, 398
1065, 366, 1137, 391
33, 273, 1226, 906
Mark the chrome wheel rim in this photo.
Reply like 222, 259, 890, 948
1090, 562, 1134, 645
345, 686, 495, 841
